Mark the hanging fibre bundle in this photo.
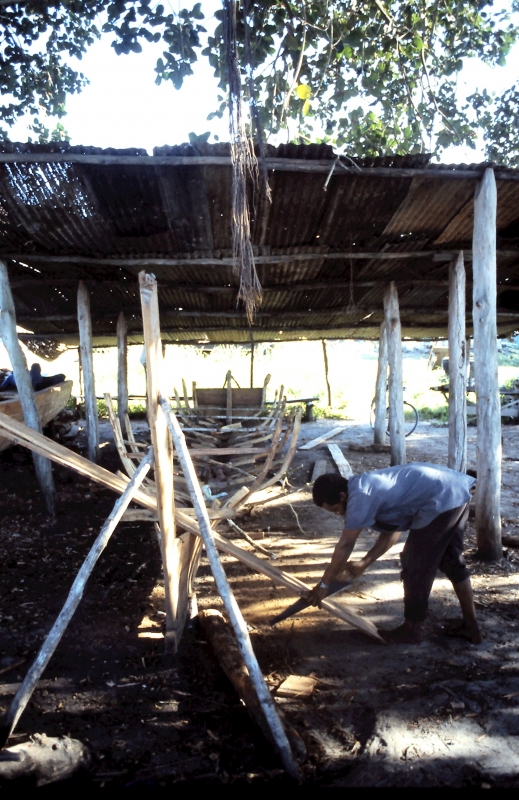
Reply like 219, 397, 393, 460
222, 0, 263, 325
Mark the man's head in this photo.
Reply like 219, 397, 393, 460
312, 473, 349, 516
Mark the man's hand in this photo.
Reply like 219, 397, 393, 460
344, 558, 369, 579
306, 582, 328, 607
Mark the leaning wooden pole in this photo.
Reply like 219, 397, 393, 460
0, 449, 154, 749
159, 395, 300, 780
0, 261, 56, 514
373, 321, 388, 445
117, 311, 129, 433
321, 339, 332, 407
383, 282, 406, 465
448, 252, 467, 473
139, 272, 179, 653
472, 168, 502, 561
77, 281, 99, 463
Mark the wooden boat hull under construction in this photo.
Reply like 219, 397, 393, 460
0, 380, 73, 451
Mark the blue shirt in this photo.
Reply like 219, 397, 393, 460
344, 462, 475, 533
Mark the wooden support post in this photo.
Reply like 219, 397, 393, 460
383, 282, 406, 465
321, 339, 331, 407
373, 321, 388, 446
0, 261, 56, 514
139, 272, 181, 653
226, 369, 232, 423
472, 168, 502, 561
250, 331, 255, 388
448, 252, 467, 473
116, 311, 128, 433
0, 450, 154, 747
159, 397, 301, 779
77, 281, 99, 463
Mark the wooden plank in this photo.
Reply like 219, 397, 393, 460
77, 281, 99, 463
384, 282, 406, 466
327, 444, 353, 478
311, 459, 330, 482
139, 271, 179, 653
299, 426, 345, 450
116, 311, 128, 433
373, 321, 388, 446
190, 446, 268, 457
0, 411, 381, 641
448, 252, 467, 472
0, 261, 56, 513
472, 169, 502, 560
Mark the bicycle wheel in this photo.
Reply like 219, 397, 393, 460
384, 402, 419, 437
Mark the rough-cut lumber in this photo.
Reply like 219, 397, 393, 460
77, 281, 99, 463
311, 459, 331, 482
139, 272, 179, 652
327, 444, 353, 478
0, 450, 154, 747
199, 610, 306, 765
448, 252, 467, 473
0, 412, 381, 641
159, 397, 300, 779
190, 446, 269, 457
472, 169, 502, 560
299, 426, 345, 450
117, 311, 128, 433
0, 260, 56, 513
373, 321, 388, 446
384, 282, 406, 466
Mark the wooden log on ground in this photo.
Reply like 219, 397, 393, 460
384, 282, 406, 466
0, 450, 154, 747
327, 444, 353, 478
77, 281, 99, 463
472, 168, 502, 560
322, 339, 331, 407
117, 311, 129, 433
373, 321, 388, 446
199, 609, 306, 764
0, 411, 380, 640
139, 271, 182, 653
159, 396, 301, 779
0, 261, 56, 514
448, 252, 467, 473
299, 426, 345, 450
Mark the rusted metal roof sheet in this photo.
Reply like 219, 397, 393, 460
1, 141, 519, 346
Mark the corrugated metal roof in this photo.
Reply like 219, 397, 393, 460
1, 141, 519, 346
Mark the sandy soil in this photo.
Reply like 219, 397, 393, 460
0, 417, 519, 787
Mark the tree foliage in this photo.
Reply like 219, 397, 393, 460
1, 0, 519, 161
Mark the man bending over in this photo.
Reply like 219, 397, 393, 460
307, 463, 482, 644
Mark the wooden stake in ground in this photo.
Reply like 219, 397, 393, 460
159, 396, 301, 779
139, 271, 180, 653
117, 311, 129, 433
373, 321, 388, 446
472, 168, 502, 561
383, 282, 406, 466
0, 449, 154, 748
77, 281, 99, 463
448, 251, 467, 473
322, 339, 331, 407
0, 260, 55, 514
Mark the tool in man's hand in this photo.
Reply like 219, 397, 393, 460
269, 578, 352, 626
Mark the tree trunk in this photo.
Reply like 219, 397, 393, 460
77, 281, 99, 463
472, 168, 502, 561
448, 252, 467, 473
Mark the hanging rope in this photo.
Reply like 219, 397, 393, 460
222, 0, 263, 324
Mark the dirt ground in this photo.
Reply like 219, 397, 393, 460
1, 416, 519, 788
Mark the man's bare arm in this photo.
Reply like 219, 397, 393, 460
306, 528, 361, 606
346, 530, 401, 578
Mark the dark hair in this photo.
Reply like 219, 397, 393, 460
312, 473, 349, 507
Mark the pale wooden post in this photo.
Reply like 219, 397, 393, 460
226, 369, 232, 423
250, 331, 255, 388
139, 271, 179, 653
117, 311, 128, 433
373, 321, 388, 445
77, 281, 99, 463
448, 251, 467, 473
0, 260, 56, 514
322, 339, 332, 407
472, 168, 502, 561
383, 282, 406, 465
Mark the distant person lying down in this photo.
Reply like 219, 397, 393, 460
0, 363, 65, 392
